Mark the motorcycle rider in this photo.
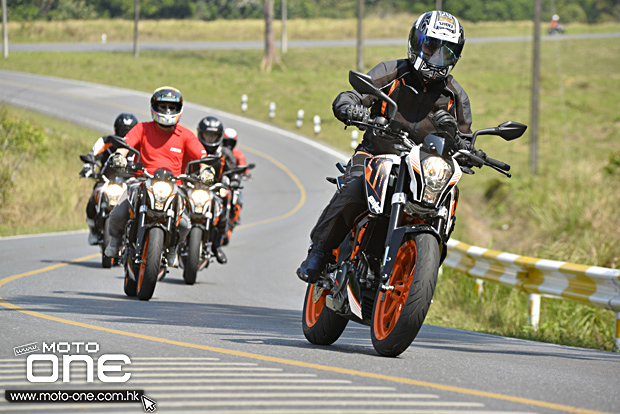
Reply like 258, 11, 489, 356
223, 128, 250, 178
79, 112, 138, 245
297, 10, 473, 284
104, 87, 210, 264
549, 14, 565, 35
222, 127, 249, 236
192, 116, 239, 264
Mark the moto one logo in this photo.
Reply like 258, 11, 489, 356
13, 342, 40, 356
25, 342, 131, 384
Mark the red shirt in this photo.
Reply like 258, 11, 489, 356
124, 121, 206, 175
232, 147, 247, 168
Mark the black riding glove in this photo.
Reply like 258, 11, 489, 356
79, 163, 95, 178
429, 109, 458, 140
199, 166, 216, 185
340, 104, 369, 126
109, 153, 127, 169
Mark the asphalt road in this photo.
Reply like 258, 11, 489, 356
0, 70, 619, 414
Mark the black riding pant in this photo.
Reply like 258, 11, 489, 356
310, 151, 369, 251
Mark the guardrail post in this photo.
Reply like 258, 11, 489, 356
475, 278, 484, 297
615, 312, 620, 352
241, 94, 248, 112
527, 293, 541, 331
313, 115, 321, 135
350, 130, 359, 149
296, 109, 304, 128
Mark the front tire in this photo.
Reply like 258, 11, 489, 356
302, 284, 348, 345
371, 233, 440, 357
183, 227, 203, 285
137, 227, 165, 301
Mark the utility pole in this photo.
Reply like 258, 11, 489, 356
530, 0, 541, 175
356, 0, 364, 72
2, 0, 8, 58
133, 0, 139, 58
281, 0, 287, 54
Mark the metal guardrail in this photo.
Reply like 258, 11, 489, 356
443, 239, 620, 351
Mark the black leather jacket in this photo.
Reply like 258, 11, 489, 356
332, 59, 472, 155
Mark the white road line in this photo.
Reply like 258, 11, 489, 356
0, 408, 538, 414
135, 385, 400, 391
0, 372, 315, 380
147, 392, 439, 399
0, 378, 351, 386
129, 357, 220, 360
97, 400, 486, 407
131, 372, 316, 378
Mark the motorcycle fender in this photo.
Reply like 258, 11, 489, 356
382, 225, 445, 281
364, 155, 399, 215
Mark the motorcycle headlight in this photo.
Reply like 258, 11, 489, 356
105, 184, 124, 206
152, 181, 173, 210
219, 188, 228, 198
191, 189, 211, 213
422, 156, 453, 204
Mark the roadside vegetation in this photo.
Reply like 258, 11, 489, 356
1, 18, 618, 351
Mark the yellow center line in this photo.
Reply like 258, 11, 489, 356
235, 144, 306, 230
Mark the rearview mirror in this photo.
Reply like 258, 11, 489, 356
348, 70, 399, 121
496, 121, 527, 141
349, 71, 380, 95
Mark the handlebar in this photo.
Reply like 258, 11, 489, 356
485, 156, 511, 172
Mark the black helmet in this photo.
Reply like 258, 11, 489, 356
407, 11, 465, 82
197, 116, 224, 154
113, 113, 138, 137
150, 86, 183, 127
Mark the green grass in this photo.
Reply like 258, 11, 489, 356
5, 16, 620, 43
0, 107, 99, 236
1, 18, 619, 351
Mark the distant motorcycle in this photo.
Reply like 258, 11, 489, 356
80, 145, 133, 268
178, 159, 254, 285
302, 71, 527, 357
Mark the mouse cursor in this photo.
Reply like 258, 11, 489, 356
141, 395, 157, 412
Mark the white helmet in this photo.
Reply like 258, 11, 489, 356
408, 11, 465, 82
150, 86, 183, 127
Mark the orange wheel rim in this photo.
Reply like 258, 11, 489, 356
305, 285, 327, 328
373, 240, 417, 341
137, 235, 149, 291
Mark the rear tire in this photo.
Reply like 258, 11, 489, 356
183, 227, 202, 285
302, 284, 348, 346
101, 218, 113, 268
371, 233, 439, 357
137, 227, 165, 301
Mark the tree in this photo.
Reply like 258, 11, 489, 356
261, 0, 284, 72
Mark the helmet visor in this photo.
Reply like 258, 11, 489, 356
412, 32, 461, 68
200, 131, 222, 144
156, 102, 182, 115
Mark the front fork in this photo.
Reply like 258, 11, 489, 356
379, 158, 446, 288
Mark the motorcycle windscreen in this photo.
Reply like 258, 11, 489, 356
364, 156, 396, 215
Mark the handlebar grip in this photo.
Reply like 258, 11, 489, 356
485, 156, 511, 172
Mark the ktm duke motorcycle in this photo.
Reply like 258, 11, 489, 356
80, 145, 133, 268
302, 71, 527, 357
107, 137, 186, 301
178, 159, 255, 285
